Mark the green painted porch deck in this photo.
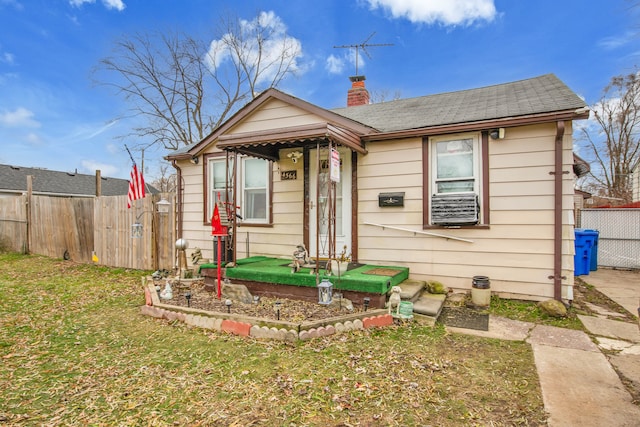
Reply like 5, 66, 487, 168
200, 256, 409, 295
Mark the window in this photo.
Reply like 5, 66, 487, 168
433, 137, 478, 195
242, 157, 269, 223
423, 132, 489, 227
206, 154, 271, 225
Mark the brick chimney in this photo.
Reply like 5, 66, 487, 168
347, 75, 370, 107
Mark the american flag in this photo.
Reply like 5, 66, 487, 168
127, 163, 145, 208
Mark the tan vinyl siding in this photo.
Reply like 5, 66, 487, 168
230, 99, 325, 134
356, 123, 575, 300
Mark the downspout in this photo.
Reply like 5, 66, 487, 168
552, 120, 566, 301
171, 160, 184, 269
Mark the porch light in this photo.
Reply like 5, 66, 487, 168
156, 198, 171, 214
318, 278, 333, 305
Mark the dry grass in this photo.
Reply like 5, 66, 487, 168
0, 253, 546, 426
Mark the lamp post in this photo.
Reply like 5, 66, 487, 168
185, 292, 191, 307
225, 299, 232, 313
363, 297, 370, 311
274, 301, 282, 320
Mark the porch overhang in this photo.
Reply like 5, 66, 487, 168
216, 122, 367, 161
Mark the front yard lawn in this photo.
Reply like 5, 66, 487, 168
0, 253, 546, 426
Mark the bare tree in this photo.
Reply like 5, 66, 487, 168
578, 70, 640, 203
149, 163, 177, 193
369, 88, 402, 103
95, 11, 302, 152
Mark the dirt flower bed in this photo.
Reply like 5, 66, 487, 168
154, 279, 367, 322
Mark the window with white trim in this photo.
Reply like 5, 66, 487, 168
241, 157, 269, 223
432, 135, 479, 195
425, 132, 485, 226
206, 155, 270, 225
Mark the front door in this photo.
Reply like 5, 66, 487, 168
309, 146, 352, 259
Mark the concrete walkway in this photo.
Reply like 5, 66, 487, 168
446, 268, 640, 426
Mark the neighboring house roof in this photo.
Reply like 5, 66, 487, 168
167, 73, 589, 161
0, 164, 158, 197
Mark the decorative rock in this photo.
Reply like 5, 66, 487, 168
202, 317, 215, 330
250, 325, 262, 338
426, 280, 448, 294
538, 299, 568, 317
222, 283, 254, 304
299, 330, 311, 341
284, 330, 298, 343
327, 297, 354, 312
185, 314, 195, 325
344, 321, 354, 331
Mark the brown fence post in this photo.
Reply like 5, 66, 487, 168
26, 175, 32, 254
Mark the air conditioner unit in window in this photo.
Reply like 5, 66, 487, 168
431, 193, 479, 226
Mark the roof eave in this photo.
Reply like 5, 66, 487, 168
363, 109, 589, 142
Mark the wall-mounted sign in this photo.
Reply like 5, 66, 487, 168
330, 148, 340, 183
378, 192, 405, 207
281, 170, 297, 181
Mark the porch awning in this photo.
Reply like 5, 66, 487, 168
216, 122, 367, 161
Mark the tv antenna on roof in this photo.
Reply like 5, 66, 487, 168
334, 32, 393, 75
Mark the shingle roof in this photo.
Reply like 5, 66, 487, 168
0, 164, 157, 197
331, 74, 586, 132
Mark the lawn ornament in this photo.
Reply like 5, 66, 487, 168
292, 244, 309, 273
160, 282, 173, 300
191, 247, 202, 265
387, 286, 402, 316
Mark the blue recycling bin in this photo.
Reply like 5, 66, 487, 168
588, 230, 599, 271
574, 229, 599, 276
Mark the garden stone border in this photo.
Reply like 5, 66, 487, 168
141, 278, 395, 341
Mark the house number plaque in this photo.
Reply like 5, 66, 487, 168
281, 170, 297, 180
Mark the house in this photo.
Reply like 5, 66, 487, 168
0, 164, 158, 198
166, 74, 589, 302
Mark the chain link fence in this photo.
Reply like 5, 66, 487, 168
580, 209, 640, 269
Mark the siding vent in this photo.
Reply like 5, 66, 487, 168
431, 193, 479, 226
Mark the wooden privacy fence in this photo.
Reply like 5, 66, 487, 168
0, 193, 175, 271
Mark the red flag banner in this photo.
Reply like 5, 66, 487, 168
127, 163, 145, 208
211, 203, 223, 235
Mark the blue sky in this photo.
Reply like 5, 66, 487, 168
0, 0, 638, 180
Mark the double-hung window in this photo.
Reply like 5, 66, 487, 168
241, 157, 269, 223
424, 132, 488, 227
206, 154, 271, 225
433, 136, 478, 195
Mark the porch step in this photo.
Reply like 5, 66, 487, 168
412, 293, 446, 318
397, 279, 426, 302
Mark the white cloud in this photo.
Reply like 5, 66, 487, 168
69, 0, 125, 11
81, 160, 119, 176
0, 107, 40, 128
326, 54, 344, 74
366, 0, 497, 26
25, 132, 43, 146
204, 11, 303, 87
598, 31, 635, 50
1, 52, 15, 65
102, 0, 125, 11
